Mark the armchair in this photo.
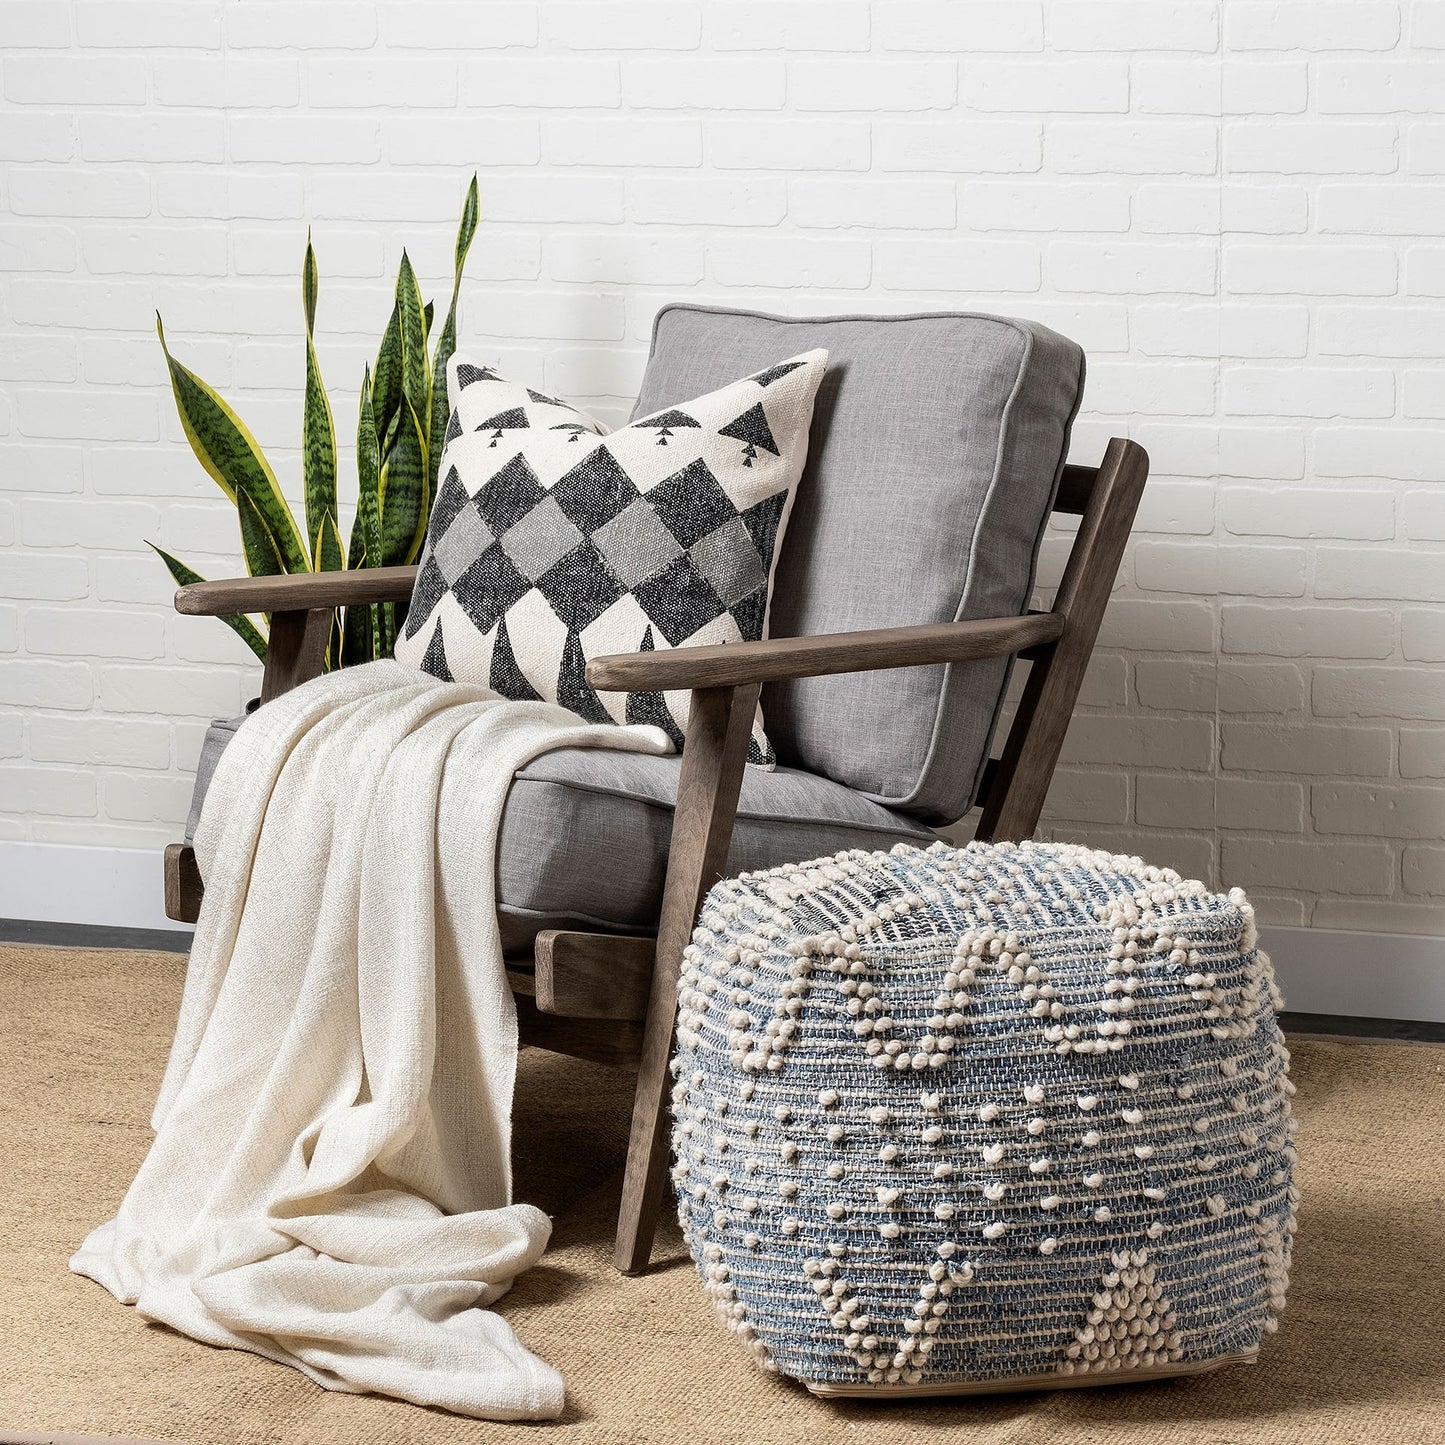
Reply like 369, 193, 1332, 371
161, 306, 1148, 1277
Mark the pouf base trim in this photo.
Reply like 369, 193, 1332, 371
804, 1350, 1257, 1399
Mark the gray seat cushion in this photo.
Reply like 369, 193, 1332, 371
496, 747, 934, 942
632, 305, 1085, 826
185, 714, 934, 948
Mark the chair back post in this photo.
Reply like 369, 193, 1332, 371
975, 437, 1150, 843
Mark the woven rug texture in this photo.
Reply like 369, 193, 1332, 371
1, 942, 1442, 1445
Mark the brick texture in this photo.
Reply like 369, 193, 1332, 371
0, 0, 1441, 938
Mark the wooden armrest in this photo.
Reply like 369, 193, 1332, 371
174, 566, 419, 617
585, 611, 1064, 693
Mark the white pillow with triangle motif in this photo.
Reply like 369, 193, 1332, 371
394, 349, 829, 766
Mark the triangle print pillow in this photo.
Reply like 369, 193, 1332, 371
394, 349, 829, 766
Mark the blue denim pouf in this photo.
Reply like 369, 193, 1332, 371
671, 840, 1297, 1397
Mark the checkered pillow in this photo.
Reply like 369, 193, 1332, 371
394, 349, 829, 765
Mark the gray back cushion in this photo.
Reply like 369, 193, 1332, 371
632, 305, 1085, 826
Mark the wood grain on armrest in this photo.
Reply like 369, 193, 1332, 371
585, 611, 1064, 692
174, 566, 419, 616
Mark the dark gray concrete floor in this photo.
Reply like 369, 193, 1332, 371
0, 917, 194, 954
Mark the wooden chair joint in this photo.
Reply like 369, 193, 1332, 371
535, 930, 656, 1020
163, 842, 203, 925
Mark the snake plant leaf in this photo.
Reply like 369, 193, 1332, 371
396, 249, 430, 435
428, 174, 480, 487
342, 602, 372, 665
381, 405, 402, 461
302, 228, 319, 335
341, 584, 372, 666
312, 508, 345, 668
148, 542, 267, 664
302, 333, 337, 555
344, 375, 381, 667
237, 486, 287, 578
312, 509, 346, 668
156, 314, 309, 576
424, 300, 434, 338
372, 299, 403, 445
314, 507, 344, 573
342, 444, 370, 664
344, 507, 366, 569
426, 350, 451, 493
356, 365, 384, 577
302, 234, 338, 559
455, 173, 480, 281
377, 600, 397, 660
378, 398, 428, 567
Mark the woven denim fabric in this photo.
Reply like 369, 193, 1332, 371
671, 840, 1298, 1393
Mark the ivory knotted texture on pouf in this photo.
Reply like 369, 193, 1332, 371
671, 840, 1298, 1398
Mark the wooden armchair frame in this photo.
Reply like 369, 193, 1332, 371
163, 436, 1148, 1275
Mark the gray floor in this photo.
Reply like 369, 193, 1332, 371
0, 917, 195, 954
3, 918, 1442, 1044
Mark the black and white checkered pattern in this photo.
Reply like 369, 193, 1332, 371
395, 349, 828, 764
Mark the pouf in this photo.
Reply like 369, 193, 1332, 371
670, 839, 1297, 1397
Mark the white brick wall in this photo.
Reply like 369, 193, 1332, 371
1, 0, 1442, 938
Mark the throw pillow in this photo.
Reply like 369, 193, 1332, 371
395, 350, 828, 766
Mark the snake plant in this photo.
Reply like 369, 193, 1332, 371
149, 174, 480, 669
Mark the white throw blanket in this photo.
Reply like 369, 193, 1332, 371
71, 660, 671, 1419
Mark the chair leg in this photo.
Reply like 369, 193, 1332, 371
614, 682, 759, 1275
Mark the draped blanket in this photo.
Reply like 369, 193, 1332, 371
71, 660, 671, 1419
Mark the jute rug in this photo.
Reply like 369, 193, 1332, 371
2, 943, 1442, 1445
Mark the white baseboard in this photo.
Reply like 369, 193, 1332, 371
0, 841, 179, 934
2, 842, 1443, 1022
1260, 924, 1445, 1023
